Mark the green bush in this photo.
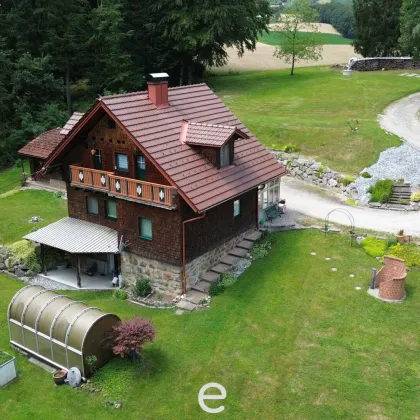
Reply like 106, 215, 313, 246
361, 237, 388, 257
368, 179, 393, 203
45, 248, 65, 270
411, 192, 420, 202
282, 143, 299, 153
317, 165, 326, 177
8, 240, 41, 272
134, 279, 152, 298
361, 171, 372, 178
208, 279, 226, 296
388, 244, 420, 267
220, 272, 237, 288
113, 289, 128, 300
341, 175, 355, 186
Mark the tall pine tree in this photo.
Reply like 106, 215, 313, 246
353, 0, 402, 57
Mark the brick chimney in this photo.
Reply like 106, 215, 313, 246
147, 73, 169, 108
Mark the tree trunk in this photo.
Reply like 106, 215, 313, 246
65, 54, 72, 116
187, 65, 192, 85
179, 63, 184, 86
76, 255, 81, 288
291, 54, 295, 76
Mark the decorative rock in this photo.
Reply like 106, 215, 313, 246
311, 252, 316, 256
4, 258, 10, 269
355, 286, 361, 290
325, 257, 331, 261
349, 274, 355, 278
0, 263, 5, 270
328, 179, 338, 187
331, 268, 337, 272
14, 268, 25, 277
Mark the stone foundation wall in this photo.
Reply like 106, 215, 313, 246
349, 57, 420, 72
121, 228, 255, 294
121, 252, 183, 295
185, 228, 255, 288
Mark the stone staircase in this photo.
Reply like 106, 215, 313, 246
389, 183, 411, 207
177, 231, 262, 311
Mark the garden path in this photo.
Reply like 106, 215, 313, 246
378, 92, 420, 150
283, 177, 420, 236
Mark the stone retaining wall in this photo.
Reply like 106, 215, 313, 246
271, 151, 352, 195
349, 57, 420, 72
121, 228, 255, 294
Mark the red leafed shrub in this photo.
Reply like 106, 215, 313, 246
109, 317, 155, 359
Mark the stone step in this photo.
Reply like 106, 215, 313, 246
191, 280, 211, 294
237, 240, 254, 250
211, 263, 231, 274
244, 231, 262, 242
202, 271, 220, 283
228, 247, 248, 258
220, 254, 241, 266
184, 290, 206, 305
176, 300, 196, 311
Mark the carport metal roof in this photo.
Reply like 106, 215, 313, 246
24, 217, 119, 253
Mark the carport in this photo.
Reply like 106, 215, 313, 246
8, 285, 120, 376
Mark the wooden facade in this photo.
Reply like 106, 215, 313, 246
62, 113, 256, 266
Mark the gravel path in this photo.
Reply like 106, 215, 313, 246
351, 91, 420, 203
378, 92, 420, 149
352, 143, 420, 204
29, 275, 77, 290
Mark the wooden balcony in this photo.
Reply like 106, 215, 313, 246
69, 165, 176, 208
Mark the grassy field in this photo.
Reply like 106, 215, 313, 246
258, 31, 352, 46
0, 190, 68, 245
0, 163, 28, 194
1, 230, 419, 419
209, 67, 420, 175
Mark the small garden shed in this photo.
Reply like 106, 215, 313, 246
8, 285, 120, 376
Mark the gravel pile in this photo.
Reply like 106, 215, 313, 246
351, 143, 420, 204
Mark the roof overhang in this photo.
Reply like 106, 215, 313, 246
24, 217, 120, 253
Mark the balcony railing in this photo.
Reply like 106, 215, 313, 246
69, 165, 176, 208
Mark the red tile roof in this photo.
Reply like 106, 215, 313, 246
18, 128, 64, 160
100, 84, 286, 212
60, 112, 84, 135
49, 84, 287, 213
182, 121, 245, 147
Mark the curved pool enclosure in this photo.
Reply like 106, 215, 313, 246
8, 285, 120, 376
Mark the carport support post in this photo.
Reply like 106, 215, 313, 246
40, 244, 47, 275
76, 255, 82, 288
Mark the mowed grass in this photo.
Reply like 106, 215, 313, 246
208, 67, 420, 175
0, 190, 68, 244
1, 230, 420, 419
258, 31, 352, 46
0, 163, 28, 194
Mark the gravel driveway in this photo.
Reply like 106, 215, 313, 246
378, 92, 420, 149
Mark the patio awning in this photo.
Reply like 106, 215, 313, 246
24, 217, 119, 253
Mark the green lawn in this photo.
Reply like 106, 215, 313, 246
1, 230, 419, 419
208, 67, 420, 175
0, 190, 68, 245
258, 31, 352, 46
0, 163, 28, 194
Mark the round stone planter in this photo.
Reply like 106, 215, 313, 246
343, 69, 353, 76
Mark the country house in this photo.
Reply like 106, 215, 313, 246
20, 73, 286, 294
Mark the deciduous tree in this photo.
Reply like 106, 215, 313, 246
274, 0, 323, 76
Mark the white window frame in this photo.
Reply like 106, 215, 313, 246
259, 178, 281, 209
233, 199, 241, 217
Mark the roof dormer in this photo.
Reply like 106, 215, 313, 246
180, 120, 247, 169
